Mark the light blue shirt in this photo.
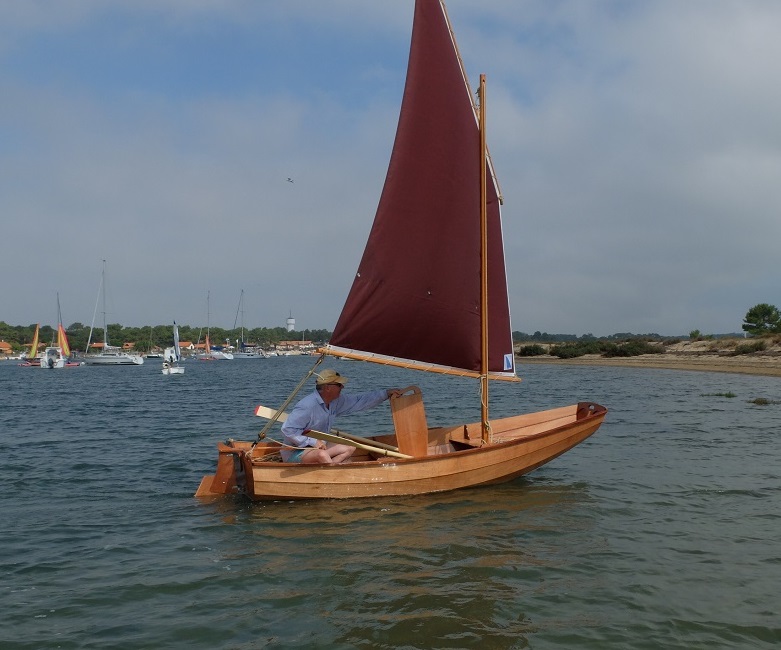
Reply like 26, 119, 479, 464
280, 388, 389, 461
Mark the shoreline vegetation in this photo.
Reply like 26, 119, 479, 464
516, 338, 781, 378
3, 311, 780, 378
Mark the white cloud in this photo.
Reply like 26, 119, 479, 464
1, 1, 780, 335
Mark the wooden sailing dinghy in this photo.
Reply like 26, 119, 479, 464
196, 0, 606, 501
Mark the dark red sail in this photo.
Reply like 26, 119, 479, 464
327, 0, 515, 379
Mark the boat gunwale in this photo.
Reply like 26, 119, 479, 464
232, 402, 607, 470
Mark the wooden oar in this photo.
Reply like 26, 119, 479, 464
254, 404, 402, 453
305, 430, 412, 460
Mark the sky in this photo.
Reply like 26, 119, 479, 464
2, 0, 780, 337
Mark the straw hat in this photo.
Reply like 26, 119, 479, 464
315, 369, 348, 386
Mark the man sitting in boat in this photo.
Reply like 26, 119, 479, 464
280, 369, 401, 464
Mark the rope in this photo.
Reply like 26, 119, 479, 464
249, 439, 329, 465
256, 432, 311, 451
248, 437, 305, 464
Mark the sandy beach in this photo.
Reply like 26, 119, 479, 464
517, 339, 781, 377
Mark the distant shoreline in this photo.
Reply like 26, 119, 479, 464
518, 354, 781, 377
515, 338, 781, 378
6, 340, 781, 377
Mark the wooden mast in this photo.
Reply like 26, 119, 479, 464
479, 73, 490, 444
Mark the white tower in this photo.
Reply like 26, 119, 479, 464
286, 311, 295, 332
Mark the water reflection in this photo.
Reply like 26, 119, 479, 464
198, 481, 600, 648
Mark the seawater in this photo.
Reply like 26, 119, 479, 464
1, 357, 780, 649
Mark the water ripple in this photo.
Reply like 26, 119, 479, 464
1, 359, 780, 648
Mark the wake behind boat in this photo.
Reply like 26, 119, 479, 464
196, 0, 606, 501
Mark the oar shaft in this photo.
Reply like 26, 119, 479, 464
306, 430, 412, 460
331, 429, 399, 452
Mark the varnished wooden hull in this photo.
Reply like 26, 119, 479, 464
196, 402, 607, 501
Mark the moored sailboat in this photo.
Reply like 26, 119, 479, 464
162, 321, 185, 375
19, 324, 41, 366
196, 0, 606, 501
232, 289, 267, 359
84, 261, 144, 366
40, 294, 81, 369
196, 291, 234, 361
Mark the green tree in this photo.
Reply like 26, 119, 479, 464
742, 303, 781, 335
